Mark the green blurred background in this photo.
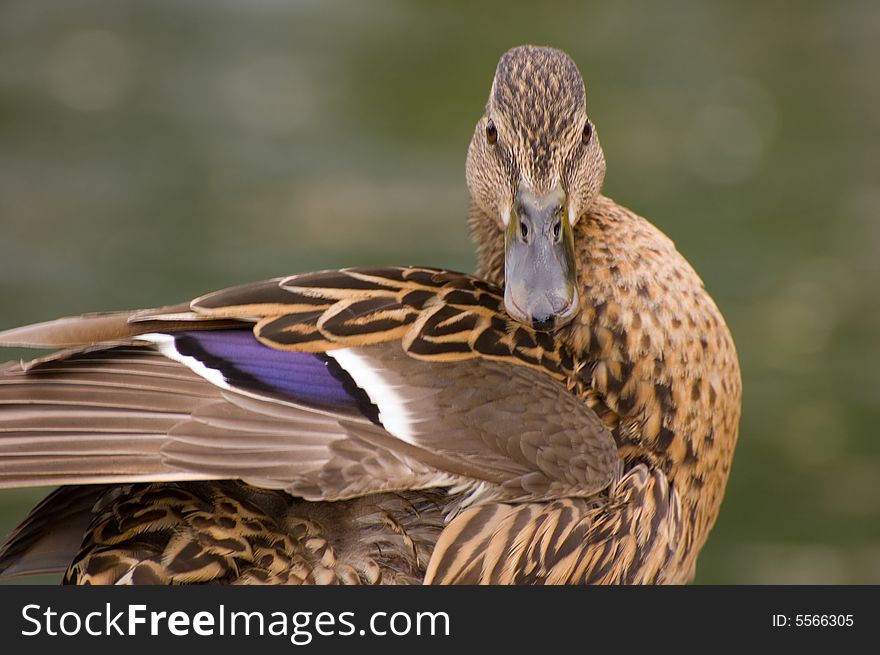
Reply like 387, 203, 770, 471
1, 0, 878, 583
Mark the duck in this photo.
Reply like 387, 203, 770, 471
0, 45, 741, 585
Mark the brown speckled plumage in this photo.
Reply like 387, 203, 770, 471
0, 45, 740, 584
469, 196, 740, 582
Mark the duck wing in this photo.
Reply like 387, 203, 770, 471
0, 267, 618, 505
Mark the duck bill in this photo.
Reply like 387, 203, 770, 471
503, 184, 579, 331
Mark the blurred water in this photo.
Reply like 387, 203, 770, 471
1, 0, 878, 583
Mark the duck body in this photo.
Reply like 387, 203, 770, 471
0, 46, 741, 584
472, 195, 741, 582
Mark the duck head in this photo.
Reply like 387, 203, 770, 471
466, 45, 606, 331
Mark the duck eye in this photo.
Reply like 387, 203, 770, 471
552, 220, 561, 241
582, 121, 592, 145
486, 119, 498, 145
519, 220, 529, 239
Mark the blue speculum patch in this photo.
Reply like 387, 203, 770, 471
172, 330, 376, 420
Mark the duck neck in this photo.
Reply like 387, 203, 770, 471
469, 202, 506, 287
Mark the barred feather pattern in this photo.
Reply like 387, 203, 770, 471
65, 482, 448, 585
425, 465, 681, 584
188, 267, 601, 405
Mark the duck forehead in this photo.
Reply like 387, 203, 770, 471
490, 46, 586, 189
